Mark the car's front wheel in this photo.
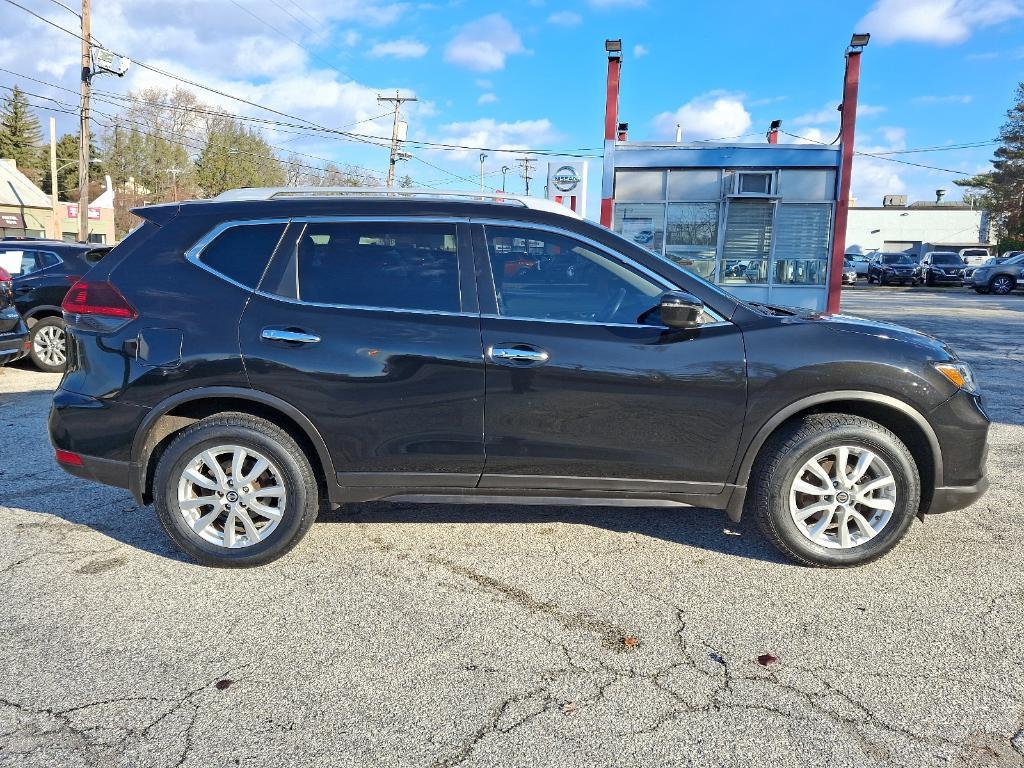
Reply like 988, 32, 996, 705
990, 275, 1016, 295
153, 413, 319, 567
748, 413, 920, 567
28, 316, 67, 372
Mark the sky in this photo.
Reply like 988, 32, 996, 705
0, 0, 1022, 219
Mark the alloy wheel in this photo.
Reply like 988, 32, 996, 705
788, 445, 896, 549
991, 276, 1013, 295
33, 325, 66, 368
176, 444, 287, 548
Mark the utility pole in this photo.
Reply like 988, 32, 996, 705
515, 156, 536, 196
78, 0, 91, 242
166, 168, 182, 202
378, 90, 416, 188
49, 118, 60, 240
478, 153, 487, 193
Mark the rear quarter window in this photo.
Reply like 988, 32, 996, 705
196, 222, 288, 287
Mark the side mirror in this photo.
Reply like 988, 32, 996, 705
658, 290, 704, 329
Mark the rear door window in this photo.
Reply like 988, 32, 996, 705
283, 221, 461, 312
197, 222, 288, 287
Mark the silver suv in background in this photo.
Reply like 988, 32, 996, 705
970, 252, 1024, 295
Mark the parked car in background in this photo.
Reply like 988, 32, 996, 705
963, 252, 1020, 283
958, 248, 990, 267
916, 251, 966, 286
970, 252, 1024, 295
842, 259, 858, 285
845, 253, 871, 277
49, 188, 989, 569
867, 252, 919, 286
0, 239, 110, 371
0, 266, 29, 366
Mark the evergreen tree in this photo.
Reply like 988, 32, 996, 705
40, 133, 102, 199
956, 82, 1024, 243
399, 174, 414, 188
194, 115, 285, 196
0, 86, 44, 181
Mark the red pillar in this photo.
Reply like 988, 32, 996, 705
600, 50, 622, 229
827, 50, 863, 314
767, 128, 779, 144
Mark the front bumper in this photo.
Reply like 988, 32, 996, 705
928, 476, 990, 514
925, 390, 990, 513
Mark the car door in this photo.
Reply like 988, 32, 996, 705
472, 221, 746, 493
7, 249, 66, 315
238, 216, 486, 488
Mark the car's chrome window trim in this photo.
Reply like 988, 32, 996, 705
185, 218, 292, 292
251, 288, 478, 318
473, 217, 728, 325
480, 312, 729, 330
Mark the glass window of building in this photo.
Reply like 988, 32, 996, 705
614, 170, 665, 201
667, 170, 721, 200
721, 200, 773, 285
613, 203, 666, 253
780, 170, 836, 201
773, 203, 832, 285
664, 203, 720, 280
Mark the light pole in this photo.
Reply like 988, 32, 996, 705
479, 153, 488, 193
501, 165, 510, 193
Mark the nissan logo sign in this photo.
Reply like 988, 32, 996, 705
552, 165, 581, 193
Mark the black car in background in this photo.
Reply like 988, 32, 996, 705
0, 239, 110, 371
867, 252, 919, 286
916, 251, 966, 286
0, 265, 29, 365
49, 190, 989, 569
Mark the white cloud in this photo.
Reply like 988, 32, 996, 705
477, 93, 498, 105
652, 92, 751, 141
633, 44, 649, 58
791, 102, 885, 127
858, 0, 1023, 45
433, 117, 559, 161
547, 11, 583, 26
444, 14, 526, 72
910, 94, 974, 105
475, 79, 493, 89
369, 39, 429, 59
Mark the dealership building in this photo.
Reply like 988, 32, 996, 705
845, 195, 992, 257
605, 142, 841, 310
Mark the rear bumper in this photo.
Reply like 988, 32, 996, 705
55, 452, 132, 490
0, 314, 29, 364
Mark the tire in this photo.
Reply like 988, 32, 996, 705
879, 276, 888, 286
867, 274, 875, 284
747, 413, 920, 568
28, 316, 67, 372
925, 273, 935, 287
153, 412, 319, 567
990, 275, 1015, 296
975, 287, 990, 295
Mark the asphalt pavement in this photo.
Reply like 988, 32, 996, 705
1, 285, 1022, 767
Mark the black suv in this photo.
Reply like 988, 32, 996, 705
0, 265, 29, 365
867, 252, 919, 286
0, 239, 111, 371
49, 191, 990, 568
916, 251, 966, 286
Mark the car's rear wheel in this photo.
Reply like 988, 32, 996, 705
990, 275, 1015, 295
28, 317, 67, 372
748, 413, 919, 567
154, 413, 319, 567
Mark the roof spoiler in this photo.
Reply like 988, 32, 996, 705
130, 202, 180, 227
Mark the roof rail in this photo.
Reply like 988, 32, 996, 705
212, 186, 582, 218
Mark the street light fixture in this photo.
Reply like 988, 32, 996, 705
849, 33, 871, 50
604, 39, 622, 53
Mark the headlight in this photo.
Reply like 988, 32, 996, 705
934, 362, 979, 394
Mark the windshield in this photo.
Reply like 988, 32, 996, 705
881, 254, 916, 265
932, 253, 963, 264
1006, 253, 1024, 265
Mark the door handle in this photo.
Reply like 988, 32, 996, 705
487, 346, 549, 364
261, 328, 321, 344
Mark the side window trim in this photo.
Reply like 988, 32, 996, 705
251, 215, 476, 317
186, 218, 292, 291
472, 219, 727, 326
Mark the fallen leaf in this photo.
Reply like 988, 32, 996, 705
757, 653, 779, 667
561, 702, 578, 716
214, 679, 234, 690
622, 636, 640, 649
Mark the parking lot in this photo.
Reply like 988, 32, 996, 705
1, 286, 1022, 768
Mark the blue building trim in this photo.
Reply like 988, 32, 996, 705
612, 142, 841, 170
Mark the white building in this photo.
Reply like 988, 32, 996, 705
845, 195, 991, 257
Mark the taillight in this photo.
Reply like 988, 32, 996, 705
0, 266, 10, 287
55, 449, 83, 466
62, 280, 137, 320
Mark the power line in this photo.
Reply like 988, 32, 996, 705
265, 0, 318, 36
779, 130, 973, 175
225, 0, 337, 73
